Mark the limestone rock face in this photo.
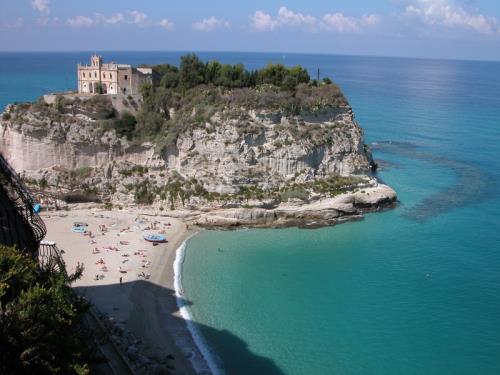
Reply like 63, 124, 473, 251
0, 112, 157, 171
0, 99, 396, 228
1, 104, 373, 191
162, 107, 373, 193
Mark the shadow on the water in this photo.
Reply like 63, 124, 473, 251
79, 279, 286, 375
372, 141, 494, 222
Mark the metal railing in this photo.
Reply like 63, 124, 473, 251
0, 152, 47, 255
38, 240, 64, 270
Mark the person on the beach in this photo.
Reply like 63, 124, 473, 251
119, 276, 122, 285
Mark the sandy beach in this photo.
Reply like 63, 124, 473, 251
42, 207, 202, 375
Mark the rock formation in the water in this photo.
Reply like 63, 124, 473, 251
0, 61, 396, 227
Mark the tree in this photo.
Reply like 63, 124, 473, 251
0, 245, 90, 375
152, 63, 178, 77
160, 71, 180, 88
258, 64, 287, 86
205, 61, 222, 85
289, 65, 310, 84
180, 54, 206, 88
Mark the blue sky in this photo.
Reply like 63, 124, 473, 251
1, 0, 500, 60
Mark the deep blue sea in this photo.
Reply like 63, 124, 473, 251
1, 52, 500, 375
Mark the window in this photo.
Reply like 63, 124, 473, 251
124, 75, 128, 80
103, 73, 106, 78
110, 73, 112, 79
83, 72, 85, 78
94, 72, 97, 78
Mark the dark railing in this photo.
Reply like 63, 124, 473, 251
38, 240, 64, 270
0, 153, 47, 256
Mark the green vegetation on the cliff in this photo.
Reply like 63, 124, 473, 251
0, 246, 91, 374
99, 54, 346, 147
118, 168, 366, 207
134, 54, 346, 146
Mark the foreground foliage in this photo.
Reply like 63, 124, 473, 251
0, 246, 90, 375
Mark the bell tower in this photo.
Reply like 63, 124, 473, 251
91, 54, 102, 67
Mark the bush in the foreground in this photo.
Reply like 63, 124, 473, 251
0, 245, 90, 375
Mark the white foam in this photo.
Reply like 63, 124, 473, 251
173, 235, 225, 375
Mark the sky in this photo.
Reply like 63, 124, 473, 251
1, 0, 500, 61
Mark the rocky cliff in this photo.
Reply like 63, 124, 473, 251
0, 92, 396, 228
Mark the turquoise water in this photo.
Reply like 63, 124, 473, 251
180, 57, 500, 374
1, 52, 500, 375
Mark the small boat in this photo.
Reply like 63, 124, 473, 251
73, 221, 88, 227
143, 233, 167, 243
72, 226, 87, 233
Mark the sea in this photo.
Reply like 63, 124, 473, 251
1, 51, 500, 375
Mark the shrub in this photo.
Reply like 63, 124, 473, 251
0, 245, 90, 374
54, 95, 66, 113
2, 112, 10, 121
134, 180, 156, 204
70, 166, 93, 180
114, 111, 137, 140
279, 188, 309, 202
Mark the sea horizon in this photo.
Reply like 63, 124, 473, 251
2, 49, 500, 64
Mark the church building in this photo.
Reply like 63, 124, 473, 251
77, 54, 152, 95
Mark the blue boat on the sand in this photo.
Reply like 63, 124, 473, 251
143, 233, 167, 243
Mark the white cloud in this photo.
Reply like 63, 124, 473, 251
31, 0, 49, 14
277, 7, 317, 30
250, 7, 379, 33
250, 10, 279, 31
159, 18, 175, 31
95, 12, 125, 25
128, 10, 150, 27
193, 16, 230, 32
403, 0, 500, 35
321, 13, 380, 33
66, 15, 93, 28
65, 11, 173, 29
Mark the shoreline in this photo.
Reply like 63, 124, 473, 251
173, 234, 223, 375
41, 187, 397, 375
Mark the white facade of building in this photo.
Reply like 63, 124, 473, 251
77, 55, 152, 95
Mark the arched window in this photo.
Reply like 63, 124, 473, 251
95, 72, 97, 78
83, 72, 85, 78
103, 73, 106, 78
110, 73, 112, 79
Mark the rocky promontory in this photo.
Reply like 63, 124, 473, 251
0, 56, 396, 227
